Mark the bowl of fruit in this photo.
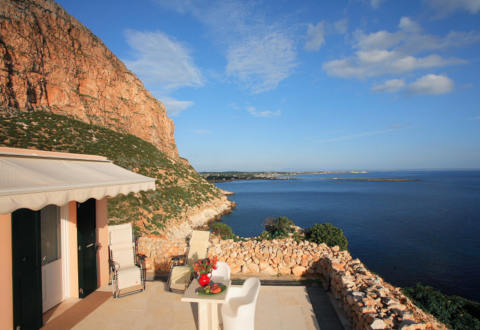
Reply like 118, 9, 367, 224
196, 282, 226, 296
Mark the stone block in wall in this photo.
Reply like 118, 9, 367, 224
292, 265, 307, 277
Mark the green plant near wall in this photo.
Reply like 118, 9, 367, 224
262, 216, 296, 239
210, 222, 235, 240
305, 223, 348, 250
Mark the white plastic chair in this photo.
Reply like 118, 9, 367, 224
212, 261, 231, 283
221, 277, 261, 330
108, 223, 145, 298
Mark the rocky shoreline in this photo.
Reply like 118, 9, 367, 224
137, 192, 235, 269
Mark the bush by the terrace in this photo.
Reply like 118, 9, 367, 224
305, 223, 348, 251
210, 222, 235, 240
403, 283, 480, 330
262, 216, 295, 239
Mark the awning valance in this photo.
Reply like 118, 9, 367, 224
0, 151, 156, 214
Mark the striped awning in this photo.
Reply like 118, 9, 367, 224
0, 148, 155, 214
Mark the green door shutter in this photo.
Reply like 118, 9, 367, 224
77, 199, 98, 298
12, 208, 43, 329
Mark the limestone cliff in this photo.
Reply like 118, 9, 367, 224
0, 0, 178, 159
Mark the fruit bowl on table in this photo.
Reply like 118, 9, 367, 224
196, 282, 226, 296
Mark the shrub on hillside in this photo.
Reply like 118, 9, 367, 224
210, 222, 235, 240
262, 216, 295, 239
403, 283, 480, 329
305, 223, 348, 250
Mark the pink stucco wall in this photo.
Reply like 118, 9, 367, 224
68, 201, 79, 298
96, 198, 109, 286
0, 213, 13, 330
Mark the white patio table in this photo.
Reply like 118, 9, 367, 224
181, 278, 230, 330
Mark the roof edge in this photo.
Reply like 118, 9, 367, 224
0, 147, 109, 162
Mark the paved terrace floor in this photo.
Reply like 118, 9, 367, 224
42, 281, 345, 330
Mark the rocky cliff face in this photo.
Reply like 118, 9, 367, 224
0, 0, 179, 159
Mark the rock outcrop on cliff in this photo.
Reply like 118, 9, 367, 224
0, 0, 235, 234
0, 0, 178, 159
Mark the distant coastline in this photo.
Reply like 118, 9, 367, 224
328, 178, 419, 182
201, 170, 369, 183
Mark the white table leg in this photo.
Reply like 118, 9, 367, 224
210, 303, 219, 330
197, 302, 220, 330
198, 302, 209, 330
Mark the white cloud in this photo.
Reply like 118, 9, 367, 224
323, 52, 463, 78
407, 74, 454, 95
305, 21, 326, 51
334, 19, 348, 34
161, 97, 194, 116
124, 30, 203, 91
246, 106, 281, 118
356, 49, 396, 64
324, 17, 476, 79
154, 0, 297, 94
227, 33, 297, 93
354, 30, 401, 50
425, 0, 480, 16
372, 74, 454, 95
370, 0, 385, 9
398, 17, 421, 33
372, 79, 405, 92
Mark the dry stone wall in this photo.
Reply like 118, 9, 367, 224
209, 237, 445, 330
139, 235, 445, 330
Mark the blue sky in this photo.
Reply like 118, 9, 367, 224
57, 0, 480, 171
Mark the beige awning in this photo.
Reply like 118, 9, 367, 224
0, 150, 156, 214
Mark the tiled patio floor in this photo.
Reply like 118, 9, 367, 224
42, 281, 344, 330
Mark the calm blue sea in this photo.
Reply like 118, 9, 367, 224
215, 171, 480, 301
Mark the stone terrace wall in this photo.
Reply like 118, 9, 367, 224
209, 238, 445, 330
138, 236, 445, 330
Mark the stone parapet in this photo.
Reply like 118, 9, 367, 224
209, 237, 446, 330
139, 234, 446, 329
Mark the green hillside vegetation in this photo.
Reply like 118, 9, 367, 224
403, 283, 480, 329
0, 110, 221, 235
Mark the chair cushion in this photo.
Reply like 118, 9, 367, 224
169, 266, 191, 291
109, 223, 133, 245
117, 266, 142, 290
111, 246, 135, 268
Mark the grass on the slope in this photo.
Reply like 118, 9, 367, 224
0, 110, 221, 234
403, 283, 480, 329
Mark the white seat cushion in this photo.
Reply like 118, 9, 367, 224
117, 266, 142, 290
